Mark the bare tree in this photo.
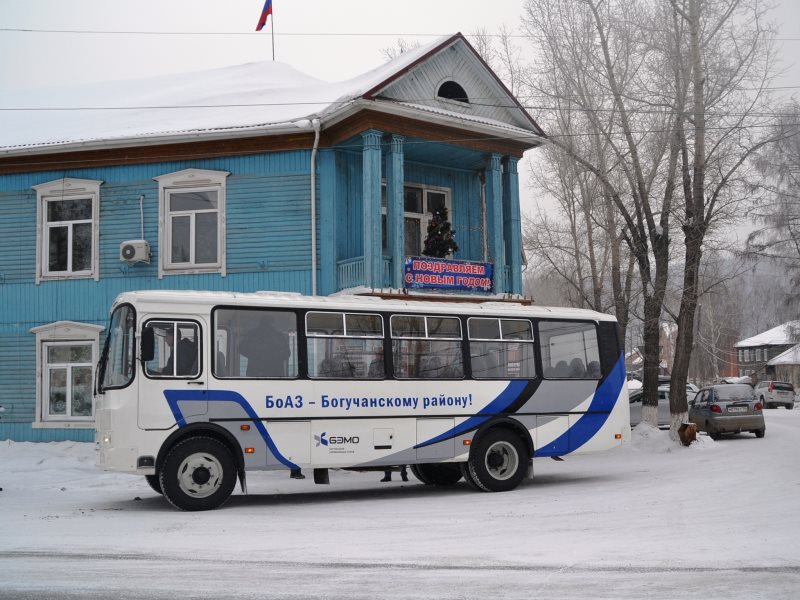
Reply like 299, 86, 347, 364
747, 100, 800, 305
521, 0, 680, 426
666, 0, 781, 435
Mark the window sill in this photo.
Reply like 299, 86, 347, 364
162, 266, 224, 276
40, 272, 96, 282
33, 421, 94, 429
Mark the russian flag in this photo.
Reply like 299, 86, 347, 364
256, 0, 273, 31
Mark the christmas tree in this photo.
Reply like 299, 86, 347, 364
423, 206, 459, 258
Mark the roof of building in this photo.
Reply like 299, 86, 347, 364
735, 321, 800, 348
767, 343, 800, 366
0, 33, 544, 157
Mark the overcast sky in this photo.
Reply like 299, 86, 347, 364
2, 0, 799, 218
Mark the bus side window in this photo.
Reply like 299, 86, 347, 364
143, 321, 200, 378
213, 309, 298, 379
538, 320, 600, 380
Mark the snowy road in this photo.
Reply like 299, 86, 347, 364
2, 409, 799, 599
0, 550, 798, 599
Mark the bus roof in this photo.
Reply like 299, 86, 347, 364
111, 290, 618, 322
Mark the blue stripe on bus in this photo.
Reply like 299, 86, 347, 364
414, 353, 626, 454
535, 354, 626, 456
163, 390, 299, 470
413, 379, 530, 449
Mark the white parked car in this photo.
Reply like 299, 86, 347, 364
754, 380, 795, 410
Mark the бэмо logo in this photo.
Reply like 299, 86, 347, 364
314, 432, 328, 447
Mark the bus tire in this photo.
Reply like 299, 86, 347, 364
460, 462, 488, 491
159, 436, 237, 511
411, 463, 462, 486
466, 428, 526, 492
145, 474, 163, 495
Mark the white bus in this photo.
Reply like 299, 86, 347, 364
95, 290, 630, 511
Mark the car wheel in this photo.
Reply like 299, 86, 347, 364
787, 403, 794, 410
754, 428, 765, 438
145, 474, 163, 495
708, 424, 721, 441
159, 436, 237, 511
466, 428, 527, 492
410, 463, 462, 486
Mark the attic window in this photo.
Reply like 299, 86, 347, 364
437, 81, 470, 104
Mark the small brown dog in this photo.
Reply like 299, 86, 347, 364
678, 422, 697, 446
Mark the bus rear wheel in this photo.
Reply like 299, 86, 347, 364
466, 429, 526, 492
410, 463, 463, 486
159, 436, 237, 511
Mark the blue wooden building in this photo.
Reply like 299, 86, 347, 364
0, 34, 544, 442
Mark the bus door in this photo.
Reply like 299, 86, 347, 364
138, 319, 206, 430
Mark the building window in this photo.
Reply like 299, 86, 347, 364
437, 80, 470, 103
30, 321, 104, 428
154, 168, 230, 276
756, 348, 762, 362
738, 349, 743, 363
32, 178, 102, 283
381, 184, 452, 257
744, 349, 750, 362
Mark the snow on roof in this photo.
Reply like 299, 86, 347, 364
1, 34, 501, 155
768, 343, 800, 366
735, 321, 800, 348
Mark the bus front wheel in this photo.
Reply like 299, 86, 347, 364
466, 429, 526, 492
144, 474, 163, 495
159, 436, 237, 511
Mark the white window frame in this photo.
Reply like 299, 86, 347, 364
756, 348, 762, 362
30, 321, 104, 429
744, 349, 750, 362
32, 178, 102, 284
154, 168, 230, 277
381, 182, 452, 257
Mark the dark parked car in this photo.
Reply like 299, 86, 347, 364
688, 384, 765, 439
754, 380, 795, 410
629, 383, 699, 428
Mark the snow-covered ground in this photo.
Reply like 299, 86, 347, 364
1, 410, 799, 599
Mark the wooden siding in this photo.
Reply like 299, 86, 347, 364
0, 152, 318, 442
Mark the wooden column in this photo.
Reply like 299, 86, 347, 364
485, 153, 505, 293
503, 156, 522, 295
362, 129, 383, 288
319, 149, 338, 295
386, 134, 405, 289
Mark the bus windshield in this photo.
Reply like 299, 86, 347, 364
99, 304, 136, 392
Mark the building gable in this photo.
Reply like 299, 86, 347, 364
364, 35, 543, 137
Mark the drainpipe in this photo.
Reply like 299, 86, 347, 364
310, 118, 321, 296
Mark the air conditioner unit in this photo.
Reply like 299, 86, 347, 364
120, 240, 151, 264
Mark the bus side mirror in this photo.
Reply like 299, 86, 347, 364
141, 327, 155, 363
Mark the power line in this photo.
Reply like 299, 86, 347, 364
4, 27, 800, 42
